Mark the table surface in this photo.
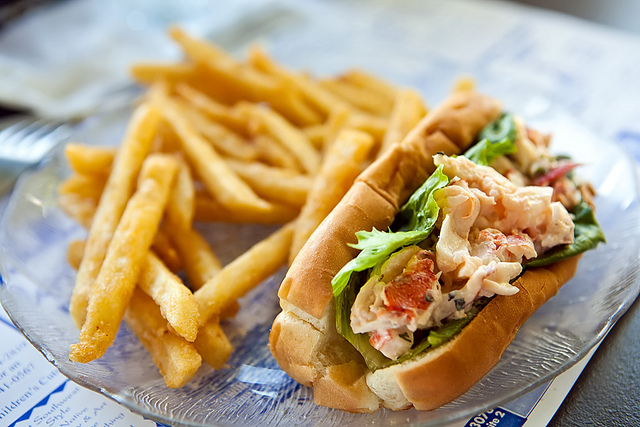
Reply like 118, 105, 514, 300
1, 1, 639, 426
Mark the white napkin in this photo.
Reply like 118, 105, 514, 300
0, 0, 274, 119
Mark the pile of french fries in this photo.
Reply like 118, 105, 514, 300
57, 27, 430, 388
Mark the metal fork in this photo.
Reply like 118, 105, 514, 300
0, 116, 71, 196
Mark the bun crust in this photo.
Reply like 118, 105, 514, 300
269, 91, 579, 412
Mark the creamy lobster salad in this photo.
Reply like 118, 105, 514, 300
332, 113, 605, 368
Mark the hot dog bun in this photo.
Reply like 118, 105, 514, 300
269, 91, 580, 412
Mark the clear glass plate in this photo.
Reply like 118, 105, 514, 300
2, 0, 640, 423
1, 95, 639, 427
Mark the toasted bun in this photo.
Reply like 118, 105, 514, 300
270, 91, 579, 412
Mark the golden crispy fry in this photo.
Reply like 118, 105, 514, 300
60, 178, 182, 273
339, 68, 398, 106
323, 105, 353, 148
178, 101, 259, 162
302, 124, 325, 149
165, 157, 195, 230
135, 61, 242, 107
130, 63, 196, 86
157, 95, 272, 213
66, 238, 192, 339
170, 27, 278, 97
452, 76, 476, 92
138, 252, 200, 342
175, 84, 249, 136
58, 173, 106, 201
290, 129, 375, 262
195, 222, 294, 325
220, 301, 240, 319
227, 159, 312, 208
348, 113, 388, 143
60, 146, 181, 275
150, 230, 182, 273
161, 221, 222, 291
65, 144, 115, 176
194, 193, 299, 224
193, 318, 233, 369
69, 154, 179, 363
319, 78, 394, 117
248, 45, 346, 117
68, 233, 182, 277
169, 28, 321, 127
236, 103, 321, 174
379, 88, 428, 156
252, 134, 301, 171
69, 103, 161, 328
58, 193, 97, 229
67, 239, 86, 270
275, 89, 323, 127
124, 288, 202, 388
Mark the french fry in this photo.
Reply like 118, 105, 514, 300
178, 102, 259, 162
302, 124, 325, 149
195, 222, 295, 325
69, 103, 160, 328
379, 88, 427, 155
193, 318, 233, 369
67, 239, 86, 270
348, 112, 388, 143
236, 103, 321, 174
220, 301, 240, 319
452, 76, 476, 92
66, 238, 193, 340
157, 95, 273, 213
290, 129, 375, 262
138, 252, 200, 342
275, 89, 324, 128
338, 68, 398, 106
175, 83, 249, 136
319, 78, 394, 117
227, 159, 311, 208
58, 193, 97, 230
60, 183, 182, 274
165, 157, 195, 230
58, 173, 106, 201
161, 221, 222, 291
124, 288, 202, 388
252, 134, 301, 171
248, 45, 346, 117
194, 193, 299, 224
323, 104, 353, 149
150, 230, 182, 273
170, 27, 278, 97
65, 143, 115, 176
69, 154, 179, 363
131, 63, 196, 86
169, 27, 321, 127
60, 149, 183, 274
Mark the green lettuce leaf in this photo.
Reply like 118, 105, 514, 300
478, 112, 518, 145
335, 271, 393, 370
394, 165, 450, 232
464, 137, 517, 166
331, 166, 449, 297
464, 113, 517, 166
